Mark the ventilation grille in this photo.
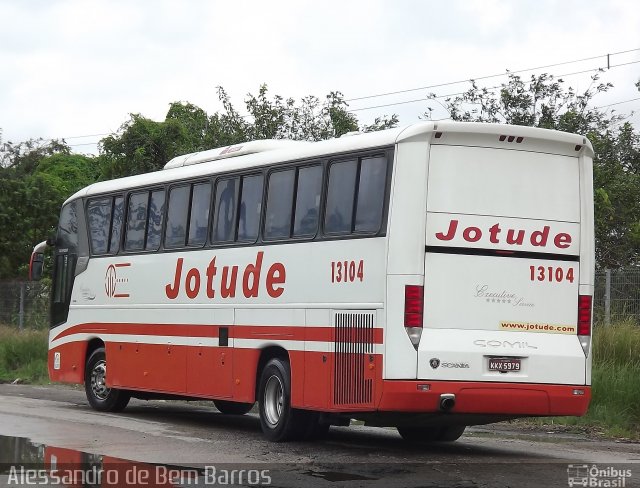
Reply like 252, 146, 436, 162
333, 311, 375, 406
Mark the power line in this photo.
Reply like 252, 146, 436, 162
63, 92, 640, 149
345, 47, 640, 102
595, 97, 640, 109
68, 141, 101, 147
45, 47, 640, 145
64, 132, 111, 140
348, 61, 640, 113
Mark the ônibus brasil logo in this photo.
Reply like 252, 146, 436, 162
105, 263, 130, 298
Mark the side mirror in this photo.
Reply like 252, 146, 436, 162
29, 241, 48, 281
29, 253, 44, 281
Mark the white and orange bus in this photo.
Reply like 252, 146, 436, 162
30, 121, 595, 442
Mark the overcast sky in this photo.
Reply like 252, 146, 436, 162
0, 0, 638, 154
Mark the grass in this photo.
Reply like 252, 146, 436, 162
0, 325, 49, 384
579, 321, 640, 438
516, 321, 640, 439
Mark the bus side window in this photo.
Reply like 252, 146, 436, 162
354, 156, 387, 232
212, 178, 238, 243
146, 189, 166, 251
264, 169, 295, 239
125, 192, 148, 251
293, 165, 322, 237
187, 183, 212, 247
324, 160, 357, 234
237, 174, 264, 242
87, 197, 112, 255
109, 196, 124, 253
165, 185, 190, 248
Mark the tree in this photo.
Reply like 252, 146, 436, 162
0, 140, 96, 279
428, 73, 640, 268
1, 84, 399, 278
591, 123, 640, 267
99, 85, 398, 179
1, 137, 70, 172
98, 114, 191, 179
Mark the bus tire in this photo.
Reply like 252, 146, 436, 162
397, 425, 465, 443
213, 400, 254, 415
84, 347, 130, 412
258, 358, 309, 442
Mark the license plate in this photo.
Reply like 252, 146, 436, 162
488, 357, 521, 372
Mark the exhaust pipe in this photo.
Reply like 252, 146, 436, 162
439, 393, 456, 412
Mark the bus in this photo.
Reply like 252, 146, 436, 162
30, 121, 594, 442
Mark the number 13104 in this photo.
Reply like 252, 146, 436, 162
529, 265, 575, 283
331, 260, 364, 283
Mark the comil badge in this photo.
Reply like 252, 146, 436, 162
105, 263, 131, 298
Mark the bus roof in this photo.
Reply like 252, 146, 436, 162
65, 121, 592, 204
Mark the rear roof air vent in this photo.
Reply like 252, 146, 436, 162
163, 139, 310, 169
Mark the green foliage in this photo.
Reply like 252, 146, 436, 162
0, 142, 96, 279
575, 323, 640, 437
434, 73, 640, 268
0, 326, 49, 384
517, 322, 640, 438
99, 114, 191, 179
98, 85, 398, 179
593, 321, 640, 368
591, 124, 640, 267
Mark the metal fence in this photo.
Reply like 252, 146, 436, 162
594, 268, 640, 325
0, 269, 639, 330
0, 281, 50, 330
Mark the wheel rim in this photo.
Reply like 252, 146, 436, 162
90, 359, 110, 401
263, 374, 284, 427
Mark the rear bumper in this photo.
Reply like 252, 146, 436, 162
378, 380, 590, 416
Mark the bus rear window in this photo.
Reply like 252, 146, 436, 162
427, 145, 580, 222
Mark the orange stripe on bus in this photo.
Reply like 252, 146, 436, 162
52, 322, 384, 344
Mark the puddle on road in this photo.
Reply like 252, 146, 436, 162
0, 434, 218, 487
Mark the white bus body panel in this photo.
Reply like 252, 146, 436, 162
416, 143, 589, 385
58, 238, 387, 348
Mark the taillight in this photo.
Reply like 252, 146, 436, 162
577, 294, 592, 357
405, 285, 424, 349
405, 285, 424, 327
577, 295, 592, 336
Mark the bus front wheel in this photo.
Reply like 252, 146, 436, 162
84, 347, 130, 412
258, 358, 311, 442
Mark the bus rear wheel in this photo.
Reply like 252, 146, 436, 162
397, 425, 465, 443
213, 400, 254, 415
258, 358, 312, 442
84, 347, 130, 412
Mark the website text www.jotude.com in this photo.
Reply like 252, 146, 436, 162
500, 321, 577, 334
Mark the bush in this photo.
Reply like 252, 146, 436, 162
0, 325, 49, 383
587, 322, 640, 436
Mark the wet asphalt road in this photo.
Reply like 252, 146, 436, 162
0, 383, 639, 487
